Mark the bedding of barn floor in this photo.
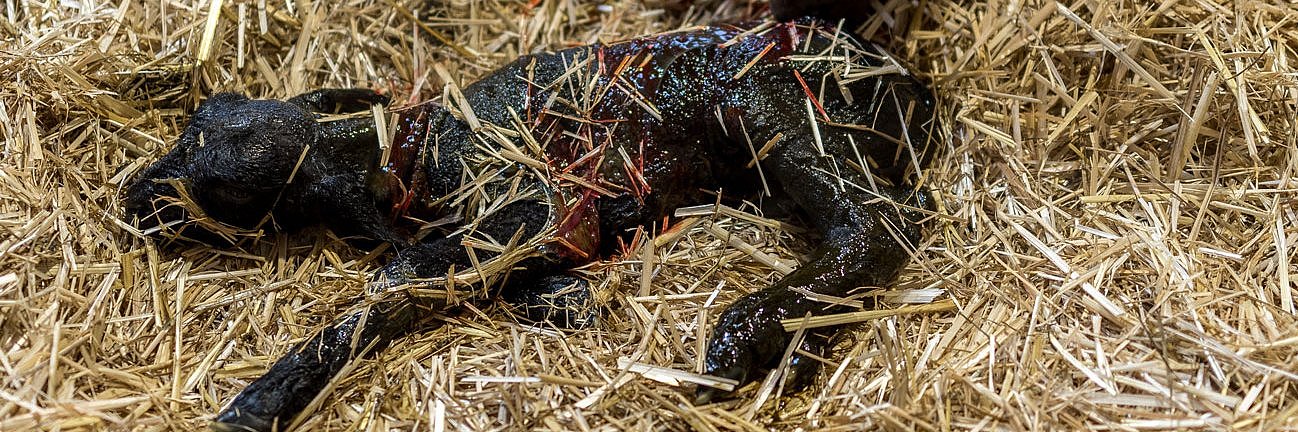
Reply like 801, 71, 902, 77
2, 0, 1297, 430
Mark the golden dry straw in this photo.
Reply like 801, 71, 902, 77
2, 0, 1297, 430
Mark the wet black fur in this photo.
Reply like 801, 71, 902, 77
124, 18, 940, 432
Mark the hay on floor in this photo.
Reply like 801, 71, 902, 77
2, 0, 1296, 430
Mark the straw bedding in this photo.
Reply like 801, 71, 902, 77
2, 0, 1296, 430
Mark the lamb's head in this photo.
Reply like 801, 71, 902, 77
124, 93, 398, 244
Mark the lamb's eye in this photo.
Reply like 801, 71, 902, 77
213, 186, 254, 205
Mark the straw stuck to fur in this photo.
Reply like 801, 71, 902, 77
2, 0, 1296, 430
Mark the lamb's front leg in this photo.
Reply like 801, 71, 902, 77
210, 236, 469, 432
696, 138, 930, 403
212, 194, 564, 431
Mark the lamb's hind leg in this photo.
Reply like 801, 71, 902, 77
696, 136, 929, 403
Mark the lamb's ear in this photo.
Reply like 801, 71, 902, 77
191, 93, 251, 123
288, 88, 389, 114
